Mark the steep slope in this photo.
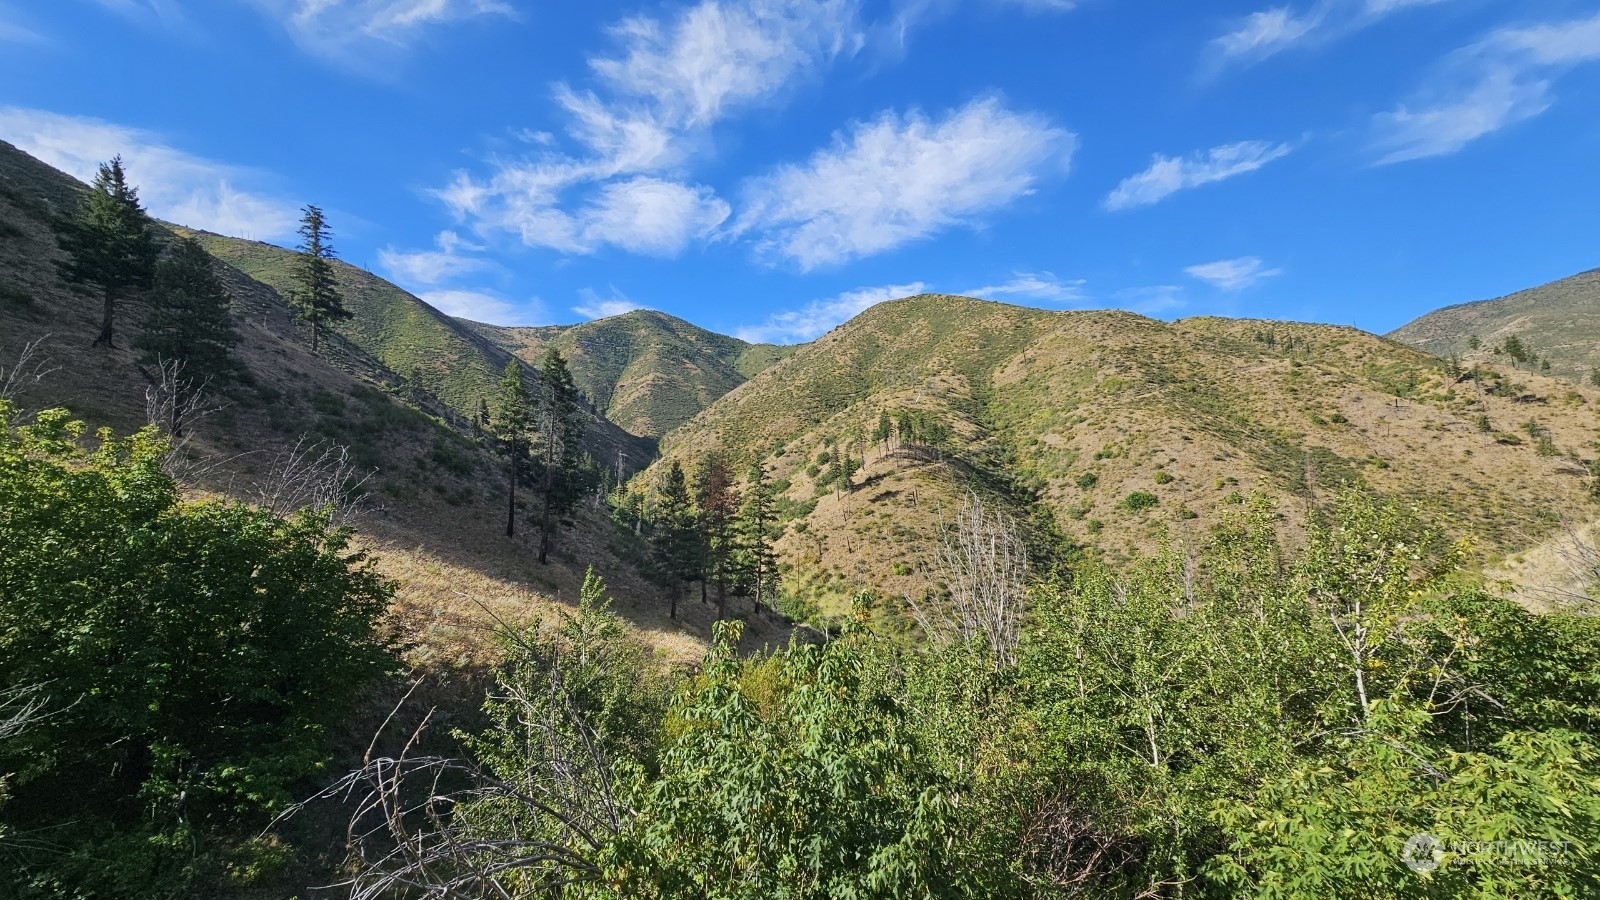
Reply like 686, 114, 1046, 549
184, 229, 523, 419
0, 139, 777, 665
1389, 267, 1600, 381
646, 294, 1600, 618
468, 309, 793, 440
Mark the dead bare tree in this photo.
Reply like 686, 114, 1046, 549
143, 358, 218, 440
0, 334, 59, 415
250, 437, 375, 527
910, 492, 1030, 667
289, 662, 627, 898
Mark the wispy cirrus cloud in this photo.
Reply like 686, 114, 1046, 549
378, 230, 499, 288
964, 271, 1085, 303
736, 97, 1073, 269
735, 281, 927, 344
0, 106, 300, 240
245, 0, 516, 59
440, 0, 857, 259
1185, 256, 1284, 290
420, 289, 538, 326
1372, 11, 1600, 164
1104, 139, 1294, 211
573, 287, 648, 320
1206, 0, 1454, 72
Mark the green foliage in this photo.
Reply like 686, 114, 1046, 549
137, 236, 239, 388
1076, 471, 1098, 490
650, 460, 700, 615
603, 623, 965, 899
0, 402, 394, 897
1120, 490, 1159, 511
288, 205, 351, 352
56, 156, 157, 348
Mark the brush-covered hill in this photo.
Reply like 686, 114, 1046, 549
0, 138, 779, 665
184, 229, 528, 421
467, 310, 793, 440
645, 293, 1600, 620
1389, 267, 1600, 381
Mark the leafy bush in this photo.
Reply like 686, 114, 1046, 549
0, 403, 395, 897
1120, 490, 1159, 511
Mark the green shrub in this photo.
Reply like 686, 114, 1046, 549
1121, 491, 1159, 511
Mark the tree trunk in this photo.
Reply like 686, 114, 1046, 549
715, 578, 726, 622
505, 451, 516, 537
669, 585, 678, 620
538, 437, 555, 565
311, 316, 320, 354
91, 292, 115, 348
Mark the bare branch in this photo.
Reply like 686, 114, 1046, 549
250, 436, 375, 527
0, 683, 48, 743
0, 334, 59, 415
910, 492, 1030, 667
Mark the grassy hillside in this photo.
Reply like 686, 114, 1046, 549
0, 140, 783, 668
646, 293, 1600, 620
1389, 266, 1600, 381
185, 229, 520, 418
468, 309, 793, 440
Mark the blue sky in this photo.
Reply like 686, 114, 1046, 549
1, 0, 1597, 342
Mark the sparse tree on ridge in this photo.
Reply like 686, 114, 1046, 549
491, 360, 532, 538
57, 156, 158, 349
289, 205, 350, 353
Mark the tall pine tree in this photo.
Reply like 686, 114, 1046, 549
290, 205, 351, 353
136, 238, 238, 435
736, 462, 779, 617
695, 453, 740, 620
651, 460, 699, 620
533, 349, 586, 565
491, 361, 532, 538
58, 157, 157, 349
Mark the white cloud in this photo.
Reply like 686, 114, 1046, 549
1207, 0, 1454, 71
1209, 6, 1326, 66
578, 178, 730, 256
735, 282, 927, 344
245, 0, 514, 60
964, 271, 1085, 303
378, 230, 496, 287
0, 106, 300, 240
737, 98, 1072, 269
439, 0, 861, 259
1104, 140, 1293, 211
1184, 256, 1284, 290
573, 287, 647, 320
1372, 11, 1600, 164
420, 289, 532, 325
1372, 67, 1551, 164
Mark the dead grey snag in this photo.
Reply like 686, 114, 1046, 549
910, 491, 1029, 668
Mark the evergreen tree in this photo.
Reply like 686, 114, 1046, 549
491, 361, 532, 538
290, 205, 351, 353
735, 462, 779, 616
57, 156, 157, 348
872, 411, 892, 445
651, 461, 698, 620
533, 349, 585, 565
695, 453, 740, 620
136, 237, 237, 434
